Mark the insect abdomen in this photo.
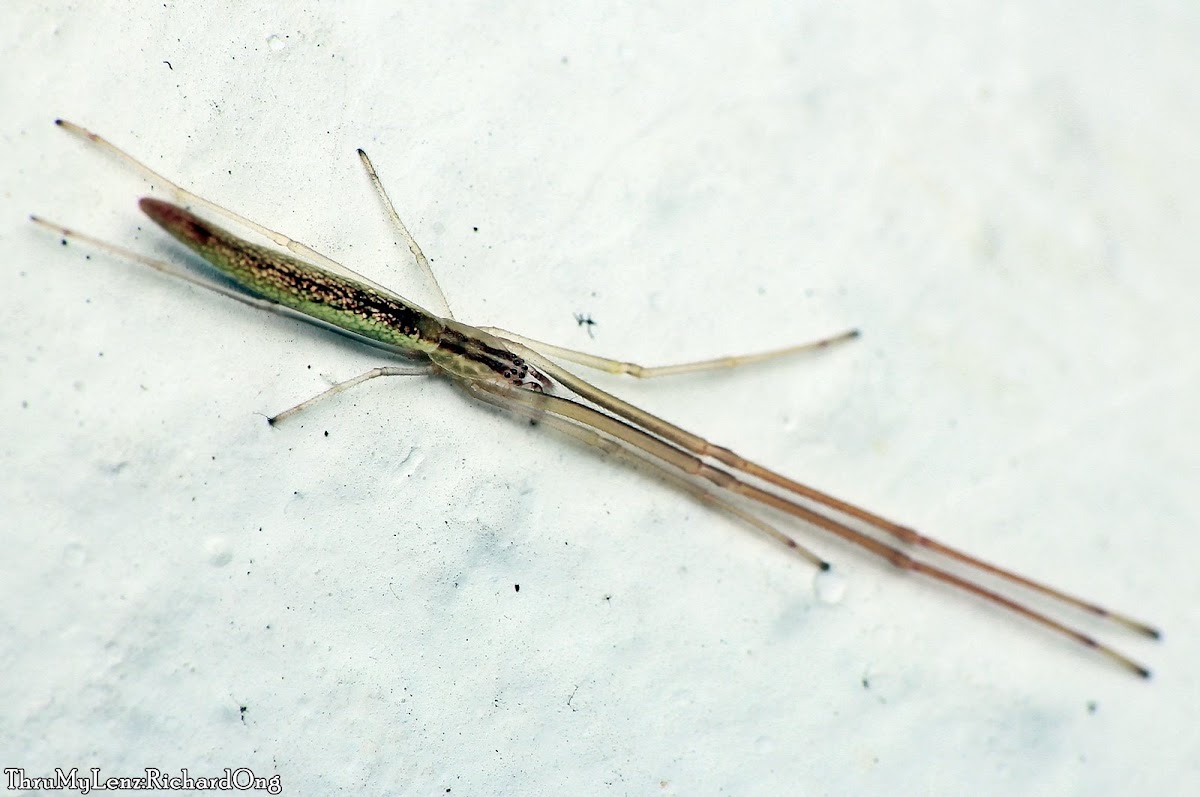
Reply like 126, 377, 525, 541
139, 198, 442, 351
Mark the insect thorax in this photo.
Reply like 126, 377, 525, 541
431, 326, 552, 392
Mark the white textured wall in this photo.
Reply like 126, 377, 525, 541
2, 3, 1196, 795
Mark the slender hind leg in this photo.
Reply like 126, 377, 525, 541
55, 120, 411, 301
32, 216, 297, 316
355, 148, 454, 319
268, 365, 435, 425
31, 216, 436, 426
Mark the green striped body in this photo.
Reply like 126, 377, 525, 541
139, 198, 443, 353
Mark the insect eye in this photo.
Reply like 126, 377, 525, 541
512, 358, 523, 366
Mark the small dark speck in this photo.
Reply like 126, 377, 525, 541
60, 238, 68, 246
472, 226, 479, 232
1087, 701, 1098, 714
514, 584, 520, 592
163, 60, 173, 70
573, 312, 598, 339
324, 430, 329, 437
21, 400, 29, 409
239, 705, 247, 723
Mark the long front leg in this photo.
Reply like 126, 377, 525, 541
459, 380, 830, 570
480, 326, 859, 378
462, 378, 1153, 678
499, 339, 1160, 640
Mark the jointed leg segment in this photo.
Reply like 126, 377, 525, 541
481, 326, 860, 379
471, 377, 1155, 677
460, 380, 831, 570
267, 365, 436, 425
54, 120, 407, 302
356, 148, 454, 319
502, 340, 1161, 641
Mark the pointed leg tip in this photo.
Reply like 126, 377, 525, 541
54, 118, 64, 126
1136, 666, 1152, 680
818, 561, 832, 572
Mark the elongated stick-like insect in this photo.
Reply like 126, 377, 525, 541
34, 119, 1160, 677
